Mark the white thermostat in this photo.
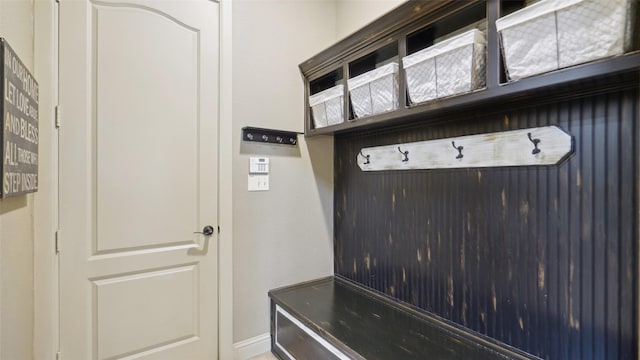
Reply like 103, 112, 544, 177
249, 157, 269, 174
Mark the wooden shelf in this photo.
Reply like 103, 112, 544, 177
300, 0, 640, 137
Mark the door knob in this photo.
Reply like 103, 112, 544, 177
194, 225, 215, 236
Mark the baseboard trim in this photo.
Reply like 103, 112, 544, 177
233, 332, 271, 360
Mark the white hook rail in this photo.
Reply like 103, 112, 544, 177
357, 126, 573, 171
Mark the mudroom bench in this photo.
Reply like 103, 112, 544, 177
269, 277, 538, 360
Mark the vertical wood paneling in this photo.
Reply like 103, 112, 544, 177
334, 89, 638, 359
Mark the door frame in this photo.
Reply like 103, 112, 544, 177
217, 0, 234, 359
33, 0, 59, 359
33, 0, 234, 358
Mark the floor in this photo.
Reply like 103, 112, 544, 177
249, 352, 278, 360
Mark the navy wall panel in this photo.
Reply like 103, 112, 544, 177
334, 89, 638, 359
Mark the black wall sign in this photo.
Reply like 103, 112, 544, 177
1, 38, 39, 198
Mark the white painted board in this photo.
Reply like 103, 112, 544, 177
357, 126, 573, 171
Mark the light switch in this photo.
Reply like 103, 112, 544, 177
248, 174, 269, 191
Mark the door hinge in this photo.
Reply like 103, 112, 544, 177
55, 105, 61, 128
55, 230, 60, 254
56, 351, 61, 360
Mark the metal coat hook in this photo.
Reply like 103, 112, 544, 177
359, 150, 370, 165
451, 141, 463, 159
241, 127, 301, 146
398, 146, 409, 162
527, 132, 541, 154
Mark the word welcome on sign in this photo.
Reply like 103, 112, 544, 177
1, 38, 39, 198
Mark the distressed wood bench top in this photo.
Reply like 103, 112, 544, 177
269, 276, 538, 360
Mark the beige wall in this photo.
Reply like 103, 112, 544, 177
335, 0, 405, 40
231, 0, 337, 343
0, 1, 35, 359
0, 1, 409, 358
231, 0, 407, 347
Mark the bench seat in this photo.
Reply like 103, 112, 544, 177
269, 276, 537, 360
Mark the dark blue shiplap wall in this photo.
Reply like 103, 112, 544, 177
334, 89, 638, 359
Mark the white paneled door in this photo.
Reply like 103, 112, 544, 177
59, 0, 219, 359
